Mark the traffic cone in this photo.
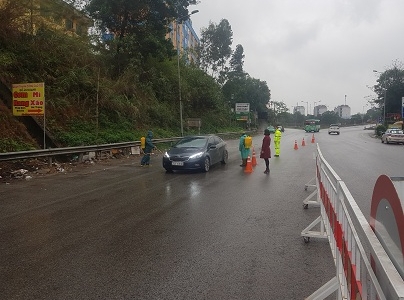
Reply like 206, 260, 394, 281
302, 138, 306, 146
311, 134, 315, 143
244, 156, 253, 173
294, 140, 298, 150
251, 147, 257, 167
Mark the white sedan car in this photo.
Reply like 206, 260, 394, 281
328, 124, 340, 135
381, 128, 404, 144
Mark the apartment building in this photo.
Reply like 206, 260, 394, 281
314, 104, 328, 116
334, 105, 351, 119
166, 18, 200, 64
294, 105, 305, 115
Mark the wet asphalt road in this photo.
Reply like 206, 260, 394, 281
1, 126, 401, 299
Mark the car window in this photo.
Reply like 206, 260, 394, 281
213, 136, 223, 145
208, 137, 215, 146
175, 137, 207, 148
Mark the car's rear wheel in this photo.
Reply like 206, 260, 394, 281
203, 157, 210, 172
221, 150, 228, 164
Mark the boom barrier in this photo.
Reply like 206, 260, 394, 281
302, 144, 404, 300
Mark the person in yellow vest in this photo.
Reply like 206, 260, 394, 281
274, 126, 282, 157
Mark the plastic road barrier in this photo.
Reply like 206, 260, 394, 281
301, 144, 404, 300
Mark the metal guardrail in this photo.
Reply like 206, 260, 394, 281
0, 131, 250, 163
0, 138, 181, 162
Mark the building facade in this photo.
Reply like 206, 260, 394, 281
314, 104, 328, 116
294, 105, 305, 115
167, 19, 199, 64
334, 105, 351, 119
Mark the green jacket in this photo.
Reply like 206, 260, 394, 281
239, 134, 250, 159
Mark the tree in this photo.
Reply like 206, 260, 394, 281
373, 62, 404, 123
85, 0, 197, 76
320, 111, 340, 125
198, 19, 233, 84
229, 44, 245, 78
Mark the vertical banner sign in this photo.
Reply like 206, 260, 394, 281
12, 82, 45, 116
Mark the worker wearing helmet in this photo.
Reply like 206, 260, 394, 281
274, 126, 282, 157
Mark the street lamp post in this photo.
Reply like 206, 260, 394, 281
177, 10, 199, 136
373, 70, 386, 125
301, 101, 308, 116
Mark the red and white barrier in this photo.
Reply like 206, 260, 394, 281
301, 145, 404, 300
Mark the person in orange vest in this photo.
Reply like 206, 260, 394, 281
260, 128, 271, 174
274, 126, 282, 157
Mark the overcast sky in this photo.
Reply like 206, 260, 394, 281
190, 0, 404, 115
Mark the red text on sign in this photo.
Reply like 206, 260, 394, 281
13, 91, 28, 98
14, 100, 29, 107
30, 100, 43, 106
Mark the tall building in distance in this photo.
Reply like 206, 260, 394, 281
294, 105, 305, 115
314, 105, 327, 116
334, 105, 351, 119
166, 18, 199, 64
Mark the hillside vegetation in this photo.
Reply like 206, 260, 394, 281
0, 0, 274, 153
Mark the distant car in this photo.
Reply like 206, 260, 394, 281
267, 125, 276, 133
381, 129, 404, 144
162, 135, 228, 172
364, 124, 376, 130
328, 124, 340, 135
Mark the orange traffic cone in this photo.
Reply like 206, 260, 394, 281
244, 156, 253, 173
311, 134, 315, 143
251, 147, 257, 166
294, 140, 298, 150
302, 138, 306, 146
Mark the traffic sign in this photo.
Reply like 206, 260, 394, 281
12, 82, 45, 116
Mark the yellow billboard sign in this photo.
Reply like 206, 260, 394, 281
12, 82, 45, 116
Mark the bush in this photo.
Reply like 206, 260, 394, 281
375, 124, 386, 137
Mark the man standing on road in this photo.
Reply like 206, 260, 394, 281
239, 133, 250, 167
141, 131, 156, 166
274, 126, 282, 157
